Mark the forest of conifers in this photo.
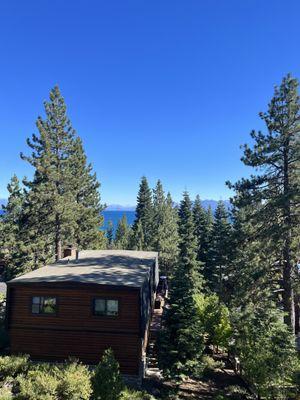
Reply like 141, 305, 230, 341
0, 74, 299, 399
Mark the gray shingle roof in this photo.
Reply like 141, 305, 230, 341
8, 250, 158, 288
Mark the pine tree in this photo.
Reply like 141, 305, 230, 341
0, 176, 28, 279
106, 220, 114, 249
114, 214, 131, 250
70, 137, 104, 250
21, 86, 103, 265
21, 86, 79, 262
193, 195, 213, 279
156, 192, 179, 277
158, 192, 205, 379
227, 74, 300, 331
131, 219, 144, 251
132, 176, 153, 250
92, 349, 124, 400
209, 201, 232, 302
152, 181, 179, 276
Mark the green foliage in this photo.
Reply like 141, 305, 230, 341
196, 294, 232, 349
132, 176, 154, 250
193, 195, 213, 274
17, 369, 59, 400
202, 355, 225, 374
152, 183, 179, 276
208, 201, 232, 302
106, 220, 114, 248
227, 74, 300, 329
225, 385, 253, 400
92, 349, 124, 400
120, 388, 155, 400
0, 175, 29, 279
158, 192, 205, 380
232, 302, 300, 399
0, 355, 29, 381
56, 361, 92, 400
114, 214, 132, 250
18, 86, 103, 269
0, 386, 13, 400
0, 356, 92, 400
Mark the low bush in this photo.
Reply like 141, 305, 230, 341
0, 355, 29, 381
0, 385, 13, 400
17, 369, 59, 400
120, 388, 155, 400
202, 355, 225, 375
57, 361, 92, 400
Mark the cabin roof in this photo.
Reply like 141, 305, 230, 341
8, 250, 158, 288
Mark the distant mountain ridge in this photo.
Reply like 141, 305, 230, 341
106, 199, 230, 213
0, 199, 230, 214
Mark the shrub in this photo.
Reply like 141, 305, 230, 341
225, 385, 253, 399
195, 294, 232, 349
57, 361, 92, 400
232, 304, 300, 399
0, 385, 13, 400
202, 355, 225, 374
17, 369, 59, 399
92, 349, 124, 400
120, 388, 155, 400
0, 355, 29, 381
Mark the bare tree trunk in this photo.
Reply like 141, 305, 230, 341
282, 247, 295, 331
295, 294, 300, 335
55, 215, 62, 261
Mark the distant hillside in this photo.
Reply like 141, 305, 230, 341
105, 204, 136, 212
106, 200, 231, 213
0, 199, 230, 214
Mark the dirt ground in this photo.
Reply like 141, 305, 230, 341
143, 355, 252, 400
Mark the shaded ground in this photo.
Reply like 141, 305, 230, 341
144, 354, 251, 399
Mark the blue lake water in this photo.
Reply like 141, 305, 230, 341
102, 210, 135, 232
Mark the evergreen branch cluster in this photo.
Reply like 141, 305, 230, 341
0, 86, 105, 279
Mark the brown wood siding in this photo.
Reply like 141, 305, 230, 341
7, 283, 142, 375
10, 328, 141, 374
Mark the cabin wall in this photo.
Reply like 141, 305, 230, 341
7, 283, 142, 375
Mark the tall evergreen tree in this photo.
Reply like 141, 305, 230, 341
193, 195, 213, 280
152, 181, 179, 276
0, 176, 28, 279
132, 176, 153, 250
114, 214, 131, 250
227, 74, 300, 330
21, 86, 103, 264
156, 192, 179, 277
158, 192, 205, 379
131, 219, 144, 251
70, 137, 104, 250
208, 201, 232, 302
106, 220, 114, 248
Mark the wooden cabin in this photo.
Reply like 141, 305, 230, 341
6, 250, 159, 378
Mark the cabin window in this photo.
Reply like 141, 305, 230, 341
93, 299, 119, 316
31, 296, 57, 315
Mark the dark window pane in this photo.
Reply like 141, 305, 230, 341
107, 300, 118, 316
32, 304, 40, 314
94, 299, 106, 315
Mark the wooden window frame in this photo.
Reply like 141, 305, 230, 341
92, 298, 120, 318
31, 296, 58, 316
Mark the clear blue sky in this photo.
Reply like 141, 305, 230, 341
0, 0, 299, 205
